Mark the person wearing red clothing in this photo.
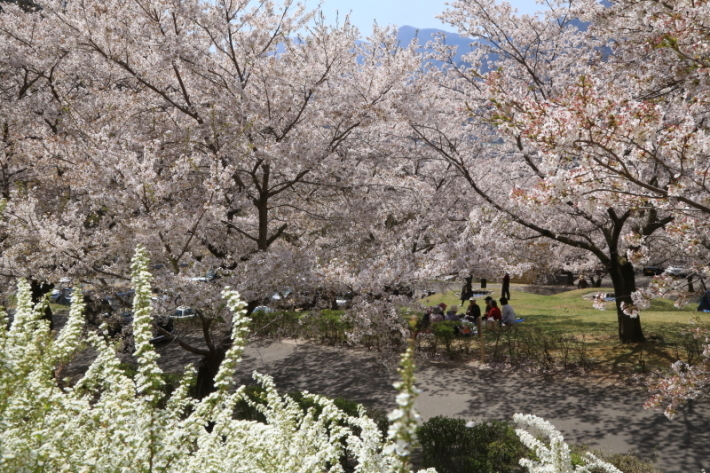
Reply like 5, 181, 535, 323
483, 296, 493, 318
488, 300, 502, 322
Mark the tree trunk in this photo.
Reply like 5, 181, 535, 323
257, 164, 270, 251
191, 301, 259, 400
608, 258, 645, 343
193, 350, 226, 400
30, 280, 54, 331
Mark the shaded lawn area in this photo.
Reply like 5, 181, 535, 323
423, 287, 709, 372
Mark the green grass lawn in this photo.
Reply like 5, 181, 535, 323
423, 287, 709, 372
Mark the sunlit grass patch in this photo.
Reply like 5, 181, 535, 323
422, 287, 705, 372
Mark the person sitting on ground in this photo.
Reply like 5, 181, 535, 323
438, 302, 447, 313
445, 305, 460, 321
465, 297, 481, 322
488, 299, 502, 323
419, 306, 433, 330
500, 297, 516, 325
697, 292, 710, 312
430, 306, 444, 323
483, 296, 493, 319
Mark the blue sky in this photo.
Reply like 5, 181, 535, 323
305, 0, 541, 36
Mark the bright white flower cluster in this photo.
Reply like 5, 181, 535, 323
0, 248, 433, 473
385, 343, 428, 473
514, 414, 622, 473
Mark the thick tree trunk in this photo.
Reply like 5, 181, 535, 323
608, 258, 645, 343
257, 164, 270, 251
29, 280, 54, 331
193, 350, 226, 400
190, 301, 260, 400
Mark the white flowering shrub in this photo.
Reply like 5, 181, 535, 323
514, 414, 622, 473
385, 343, 422, 473
0, 247, 435, 473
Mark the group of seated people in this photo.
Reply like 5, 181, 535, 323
418, 296, 517, 334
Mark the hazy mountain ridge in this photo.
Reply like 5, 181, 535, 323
396, 25, 496, 70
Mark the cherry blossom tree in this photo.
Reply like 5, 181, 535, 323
435, 0, 710, 412
405, 0, 687, 343
1, 0, 428, 296
554, 0, 710, 417
0, 0, 438, 395
0, 1, 87, 326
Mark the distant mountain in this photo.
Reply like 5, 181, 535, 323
396, 25, 498, 71
397, 26, 476, 63
395, 17, 594, 72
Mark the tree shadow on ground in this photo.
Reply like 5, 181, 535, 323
236, 342, 399, 410
415, 364, 708, 473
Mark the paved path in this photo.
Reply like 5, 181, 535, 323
236, 340, 709, 473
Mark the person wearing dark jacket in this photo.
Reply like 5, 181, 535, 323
501, 272, 511, 300
445, 305, 460, 321
465, 297, 481, 321
460, 276, 473, 305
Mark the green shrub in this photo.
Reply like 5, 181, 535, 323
591, 451, 662, 473
417, 416, 528, 473
434, 322, 458, 356
316, 310, 351, 345
249, 309, 301, 337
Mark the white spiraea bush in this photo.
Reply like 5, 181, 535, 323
0, 247, 435, 473
514, 414, 622, 473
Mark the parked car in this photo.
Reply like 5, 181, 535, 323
150, 317, 174, 344
252, 305, 275, 314
173, 306, 196, 318
666, 265, 689, 277
334, 291, 355, 309
642, 265, 664, 276
190, 269, 219, 283
114, 291, 135, 307
118, 312, 133, 325
50, 288, 73, 306
269, 288, 293, 301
